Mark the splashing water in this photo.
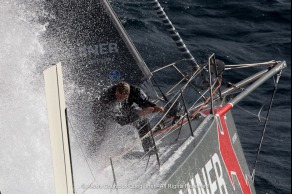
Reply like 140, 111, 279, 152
0, 1, 148, 193
0, 1, 54, 193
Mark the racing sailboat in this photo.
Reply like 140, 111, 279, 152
43, 0, 286, 193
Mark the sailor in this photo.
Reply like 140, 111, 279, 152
91, 82, 164, 153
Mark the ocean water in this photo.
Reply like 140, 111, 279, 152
0, 0, 290, 194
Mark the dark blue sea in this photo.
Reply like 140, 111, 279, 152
111, 0, 291, 193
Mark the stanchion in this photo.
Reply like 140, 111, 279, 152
180, 90, 194, 137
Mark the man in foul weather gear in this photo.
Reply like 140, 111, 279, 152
92, 82, 164, 153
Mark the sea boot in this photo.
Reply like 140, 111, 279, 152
136, 119, 155, 153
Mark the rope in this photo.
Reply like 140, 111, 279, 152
155, 78, 222, 142
141, 68, 203, 138
251, 70, 282, 182
156, 85, 214, 143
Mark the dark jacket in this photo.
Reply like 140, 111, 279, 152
93, 84, 156, 127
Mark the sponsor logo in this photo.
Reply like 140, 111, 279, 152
79, 43, 119, 56
178, 108, 252, 194
178, 153, 228, 194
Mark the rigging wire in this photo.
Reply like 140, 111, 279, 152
64, 63, 283, 191
108, 67, 207, 164
66, 116, 97, 194
109, 86, 185, 162
251, 70, 282, 182
234, 104, 268, 122
65, 62, 226, 187
154, 77, 222, 148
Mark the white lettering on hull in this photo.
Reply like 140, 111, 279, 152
212, 153, 228, 194
178, 153, 228, 194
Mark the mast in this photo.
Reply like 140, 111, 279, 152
100, 0, 158, 98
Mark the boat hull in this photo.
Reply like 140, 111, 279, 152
156, 111, 256, 194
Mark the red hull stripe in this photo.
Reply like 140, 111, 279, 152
216, 113, 252, 194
